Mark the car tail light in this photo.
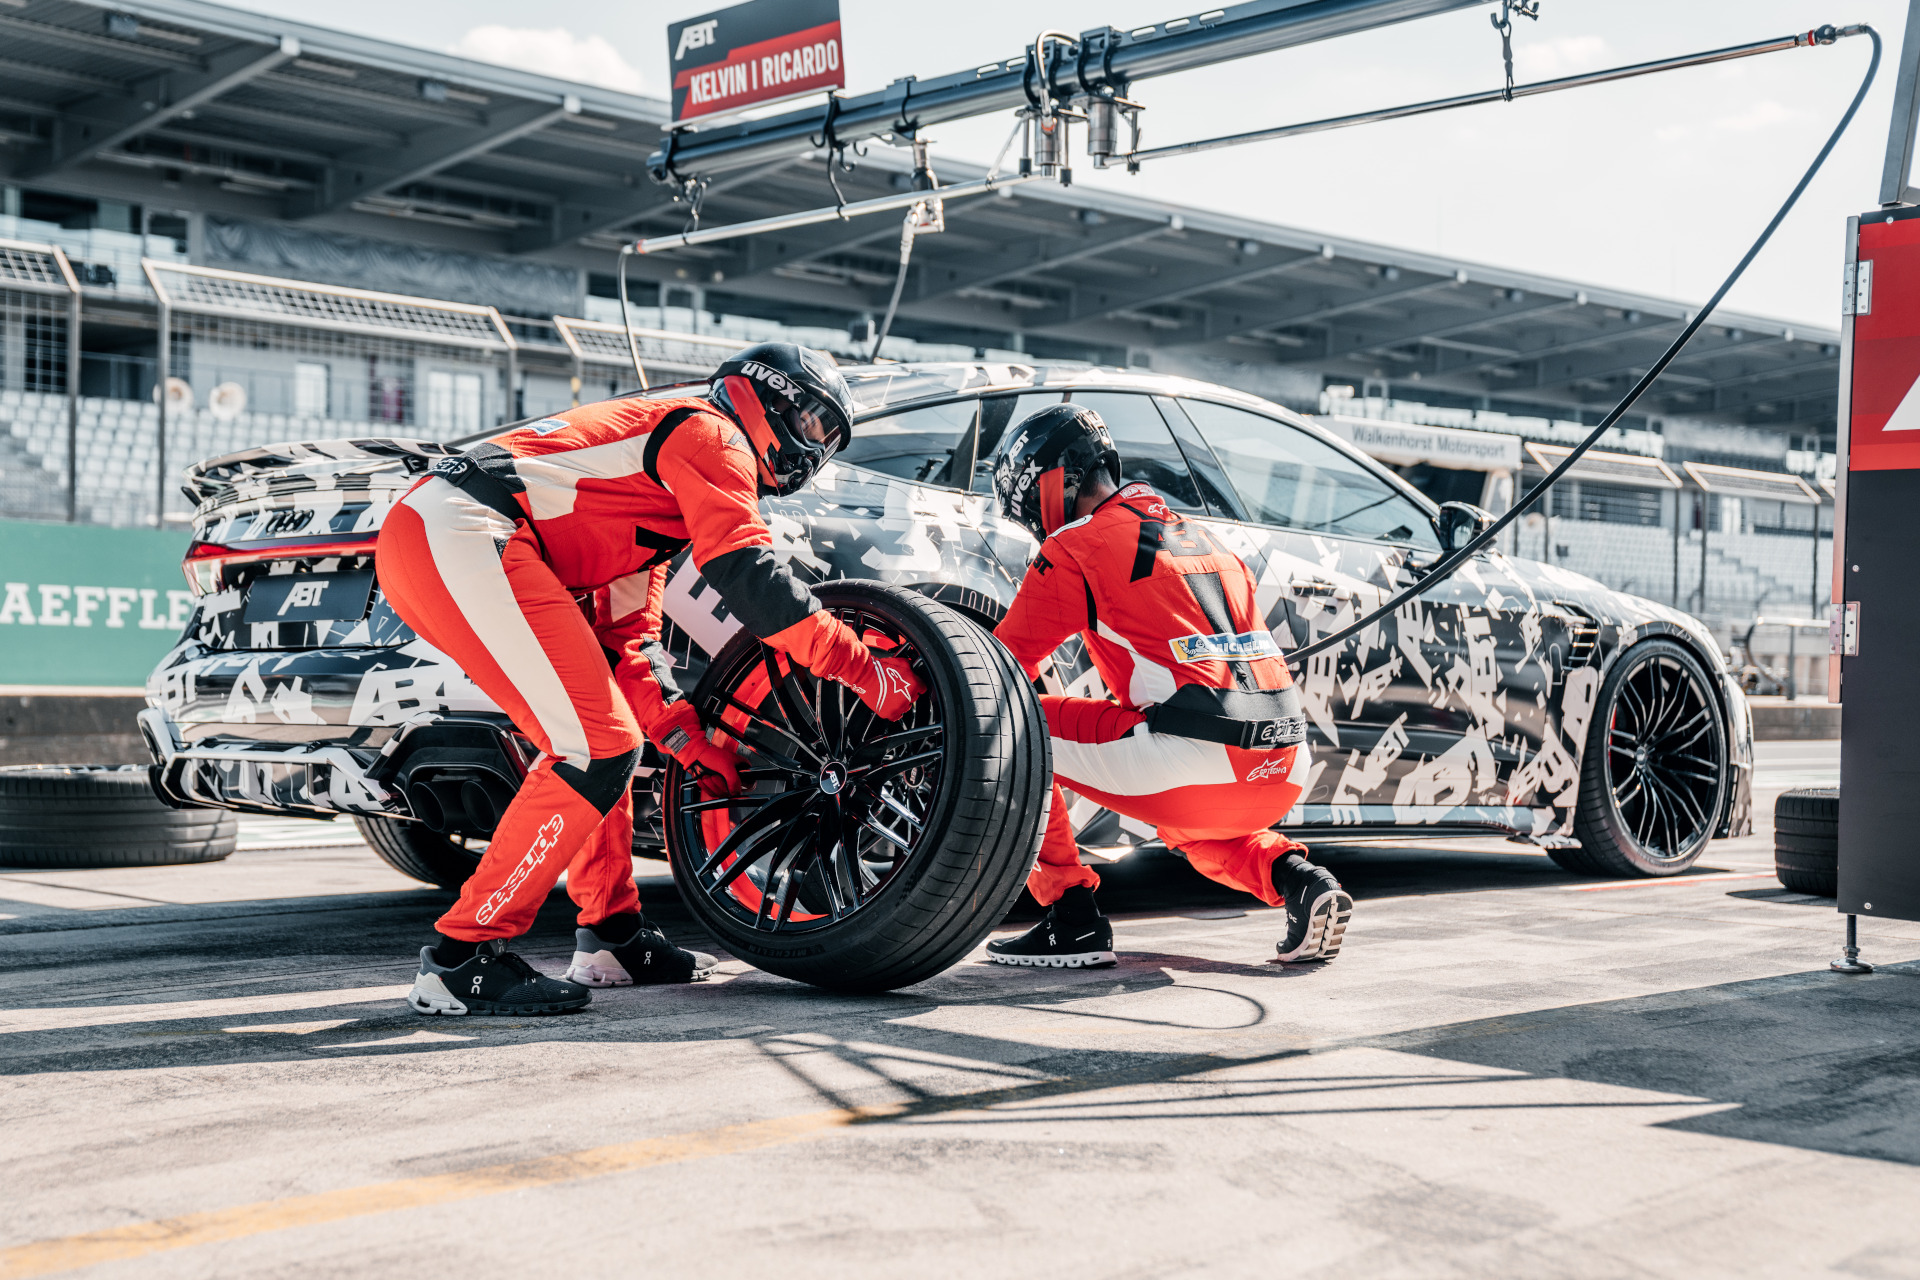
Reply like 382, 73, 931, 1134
180, 536, 378, 596
182, 543, 232, 596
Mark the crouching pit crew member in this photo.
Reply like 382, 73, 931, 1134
377, 342, 925, 1016
987, 405, 1352, 968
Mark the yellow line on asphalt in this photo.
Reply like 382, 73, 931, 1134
0, 1048, 1243, 1277
0, 1106, 895, 1278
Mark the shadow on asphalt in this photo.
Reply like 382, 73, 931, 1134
1388, 963, 1920, 1167
14, 843, 1910, 1172
1008, 840, 1603, 920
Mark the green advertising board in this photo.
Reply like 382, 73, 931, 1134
0, 519, 194, 689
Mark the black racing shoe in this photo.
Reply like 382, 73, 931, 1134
565, 916, 719, 986
408, 940, 591, 1016
1273, 854, 1353, 963
985, 887, 1117, 969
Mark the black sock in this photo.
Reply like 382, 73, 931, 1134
590, 911, 643, 945
1270, 852, 1313, 897
1054, 885, 1101, 922
434, 935, 480, 965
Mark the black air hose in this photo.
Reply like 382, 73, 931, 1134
1288, 23, 1880, 667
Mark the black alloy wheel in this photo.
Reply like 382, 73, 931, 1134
1562, 638, 1729, 877
664, 580, 1048, 992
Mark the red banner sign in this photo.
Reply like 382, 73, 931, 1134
1850, 214, 1920, 471
669, 0, 845, 126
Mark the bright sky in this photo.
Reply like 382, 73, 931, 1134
223, 0, 1914, 330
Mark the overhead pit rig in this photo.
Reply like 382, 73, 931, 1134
623, 0, 1877, 666
637, 0, 1866, 254
625, 0, 1870, 360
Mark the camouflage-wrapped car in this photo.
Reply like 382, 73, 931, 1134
141, 362, 1752, 890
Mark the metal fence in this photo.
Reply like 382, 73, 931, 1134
0, 257, 766, 529
0, 238, 79, 522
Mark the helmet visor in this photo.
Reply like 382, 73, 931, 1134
779, 394, 850, 457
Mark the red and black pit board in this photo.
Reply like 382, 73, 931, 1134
669, 0, 844, 126
1837, 204, 1920, 923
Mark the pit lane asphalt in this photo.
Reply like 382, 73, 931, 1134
4, 739, 1917, 1280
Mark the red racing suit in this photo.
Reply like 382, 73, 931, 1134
378, 396, 883, 941
995, 483, 1311, 906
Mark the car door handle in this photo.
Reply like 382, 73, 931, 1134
1289, 578, 1348, 600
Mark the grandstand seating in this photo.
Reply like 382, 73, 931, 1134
0, 388, 374, 526
1538, 515, 1829, 628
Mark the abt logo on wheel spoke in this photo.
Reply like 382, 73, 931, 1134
475, 814, 565, 925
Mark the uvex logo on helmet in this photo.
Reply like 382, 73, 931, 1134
737, 361, 803, 402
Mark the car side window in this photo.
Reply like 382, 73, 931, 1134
1178, 399, 1440, 550
1068, 393, 1204, 515
970, 392, 1065, 492
841, 401, 978, 489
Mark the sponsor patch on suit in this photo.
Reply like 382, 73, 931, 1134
1167, 630, 1284, 664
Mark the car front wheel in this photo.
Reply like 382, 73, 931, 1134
1558, 638, 1729, 878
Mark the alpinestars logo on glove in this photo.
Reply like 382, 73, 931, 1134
871, 657, 916, 700
475, 814, 565, 925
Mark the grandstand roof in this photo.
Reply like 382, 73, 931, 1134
0, 0, 1841, 438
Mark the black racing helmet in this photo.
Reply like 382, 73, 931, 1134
992, 403, 1122, 541
709, 342, 855, 496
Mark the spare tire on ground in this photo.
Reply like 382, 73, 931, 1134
662, 581, 1049, 992
0, 765, 237, 868
1774, 787, 1838, 897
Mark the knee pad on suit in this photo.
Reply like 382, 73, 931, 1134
553, 747, 639, 815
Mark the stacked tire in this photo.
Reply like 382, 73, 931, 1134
0, 765, 236, 868
1774, 787, 1838, 897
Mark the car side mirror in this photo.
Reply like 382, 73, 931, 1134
1435, 501, 1495, 552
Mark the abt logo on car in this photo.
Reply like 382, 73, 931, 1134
277, 581, 329, 616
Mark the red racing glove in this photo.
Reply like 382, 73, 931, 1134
848, 652, 926, 721
652, 700, 743, 798
763, 611, 927, 722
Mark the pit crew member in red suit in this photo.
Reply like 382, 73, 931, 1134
378, 343, 925, 1016
987, 405, 1353, 968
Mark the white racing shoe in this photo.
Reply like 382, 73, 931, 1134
566, 916, 719, 986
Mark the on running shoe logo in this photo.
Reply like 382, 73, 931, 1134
475, 814, 565, 925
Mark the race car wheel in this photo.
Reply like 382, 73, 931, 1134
1560, 639, 1728, 877
0, 765, 236, 868
664, 581, 1049, 992
353, 815, 485, 890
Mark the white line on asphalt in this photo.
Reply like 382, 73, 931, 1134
0, 986, 411, 1034
317, 1030, 474, 1048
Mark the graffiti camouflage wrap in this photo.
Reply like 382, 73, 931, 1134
141, 365, 1753, 849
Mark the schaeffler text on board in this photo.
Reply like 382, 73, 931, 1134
669, 0, 844, 125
